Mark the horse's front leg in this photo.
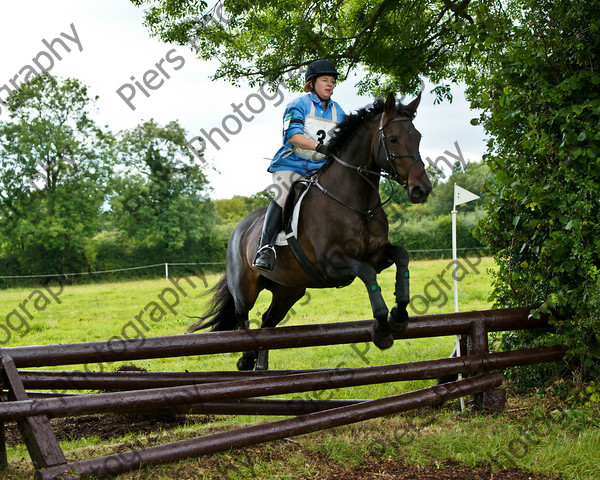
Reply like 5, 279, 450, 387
237, 351, 258, 370
386, 245, 411, 334
343, 260, 394, 350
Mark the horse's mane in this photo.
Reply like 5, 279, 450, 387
327, 99, 385, 157
321, 97, 415, 172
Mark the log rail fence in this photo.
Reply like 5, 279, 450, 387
0, 307, 563, 479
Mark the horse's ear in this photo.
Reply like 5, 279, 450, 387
406, 92, 422, 115
384, 92, 396, 118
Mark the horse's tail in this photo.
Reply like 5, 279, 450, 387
187, 275, 237, 333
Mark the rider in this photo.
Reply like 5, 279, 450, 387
252, 59, 347, 271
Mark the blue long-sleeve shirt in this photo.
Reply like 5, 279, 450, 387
268, 93, 346, 175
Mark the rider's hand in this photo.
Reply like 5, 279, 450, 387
315, 142, 330, 156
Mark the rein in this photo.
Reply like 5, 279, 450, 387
311, 112, 420, 219
312, 169, 387, 219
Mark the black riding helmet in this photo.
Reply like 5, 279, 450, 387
303, 59, 340, 93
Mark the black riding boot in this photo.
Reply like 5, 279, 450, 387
252, 200, 283, 271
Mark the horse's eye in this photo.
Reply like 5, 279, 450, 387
389, 136, 399, 144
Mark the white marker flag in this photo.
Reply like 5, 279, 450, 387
454, 184, 480, 207
452, 182, 481, 412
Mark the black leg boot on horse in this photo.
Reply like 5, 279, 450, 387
252, 200, 283, 271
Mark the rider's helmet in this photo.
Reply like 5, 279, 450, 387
304, 60, 340, 92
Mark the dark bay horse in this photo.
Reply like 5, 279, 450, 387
189, 92, 432, 370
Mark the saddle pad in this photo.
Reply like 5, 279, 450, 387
274, 185, 311, 246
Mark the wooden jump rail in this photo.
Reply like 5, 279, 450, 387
3, 307, 546, 367
38, 373, 504, 480
0, 307, 563, 479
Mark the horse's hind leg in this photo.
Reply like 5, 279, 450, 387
228, 265, 265, 371
255, 284, 306, 370
236, 316, 258, 370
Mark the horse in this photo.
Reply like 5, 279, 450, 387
188, 92, 432, 370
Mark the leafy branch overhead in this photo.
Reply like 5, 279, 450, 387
131, 0, 483, 95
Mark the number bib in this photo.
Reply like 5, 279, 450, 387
293, 102, 338, 161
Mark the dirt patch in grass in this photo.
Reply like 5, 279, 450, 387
4, 412, 217, 445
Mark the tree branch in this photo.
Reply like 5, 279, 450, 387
348, 0, 397, 65
441, 0, 474, 23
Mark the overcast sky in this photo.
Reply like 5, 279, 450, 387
0, 1, 488, 199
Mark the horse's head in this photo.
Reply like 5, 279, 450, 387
374, 92, 432, 204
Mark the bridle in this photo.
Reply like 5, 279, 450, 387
376, 112, 423, 188
311, 111, 423, 219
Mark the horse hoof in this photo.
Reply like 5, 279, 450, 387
389, 307, 408, 334
371, 320, 394, 349
237, 356, 255, 371
372, 331, 394, 350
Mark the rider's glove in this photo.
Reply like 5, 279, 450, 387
315, 142, 330, 156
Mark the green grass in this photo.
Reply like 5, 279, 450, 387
0, 256, 495, 376
0, 257, 597, 480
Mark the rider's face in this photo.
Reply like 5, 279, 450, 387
313, 75, 336, 100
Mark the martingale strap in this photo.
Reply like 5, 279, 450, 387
285, 234, 338, 288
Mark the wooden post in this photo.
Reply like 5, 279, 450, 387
0, 422, 6, 470
0, 356, 68, 472
0, 354, 7, 470
468, 320, 506, 411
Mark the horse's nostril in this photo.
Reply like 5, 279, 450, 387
409, 186, 428, 203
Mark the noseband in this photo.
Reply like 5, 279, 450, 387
377, 113, 423, 188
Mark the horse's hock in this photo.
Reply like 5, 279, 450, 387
0, 307, 564, 479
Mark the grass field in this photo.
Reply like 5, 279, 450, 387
0, 257, 598, 480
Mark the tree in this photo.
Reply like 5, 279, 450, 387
214, 191, 274, 224
381, 161, 488, 229
214, 196, 251, 224
108, 119, 217, 257
0, 74, 114, 274
467, 0, 600, 376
